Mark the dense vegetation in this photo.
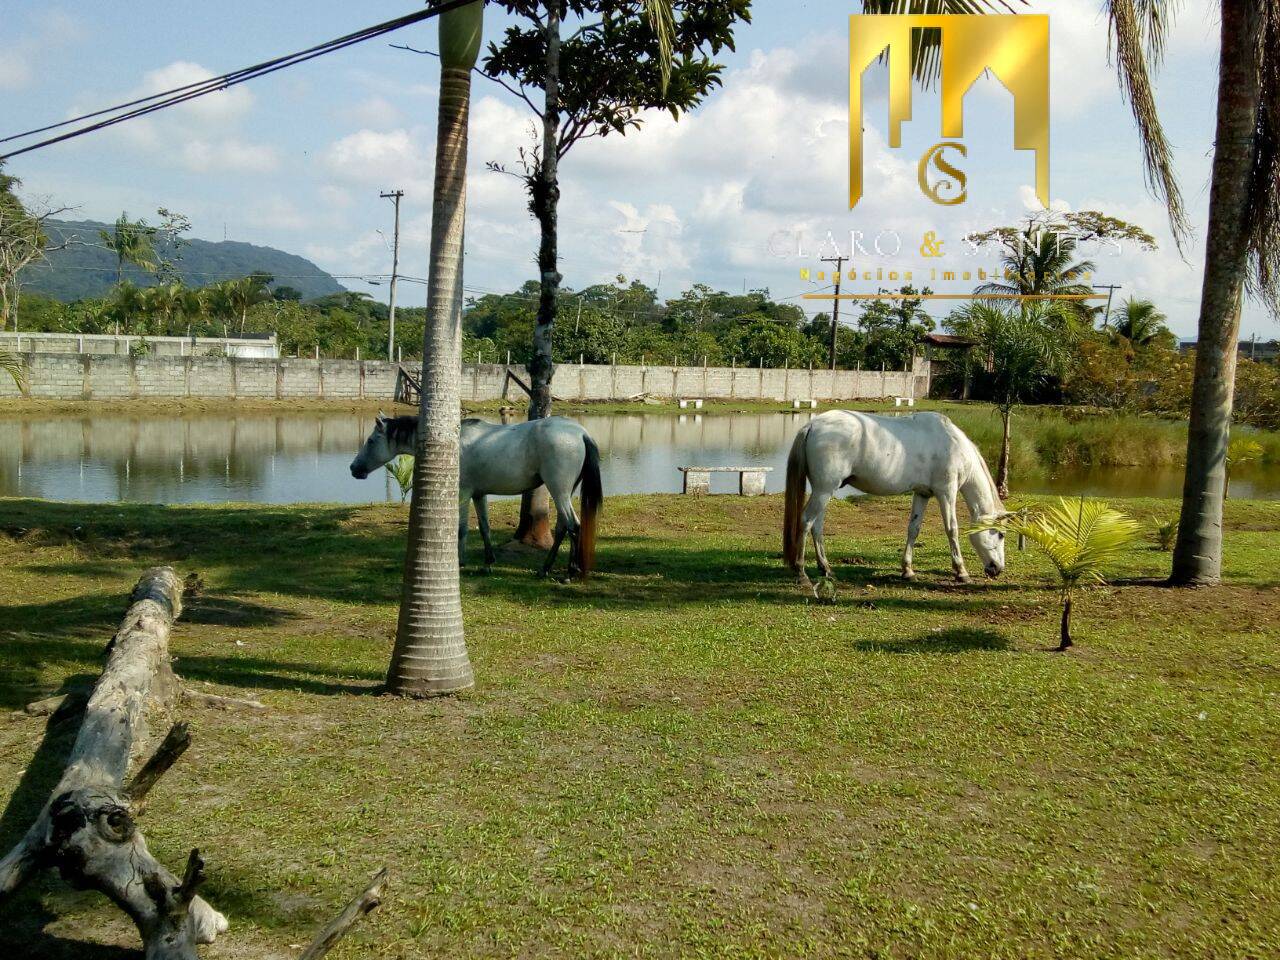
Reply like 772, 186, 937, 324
21, 218, 343, 301
15, 270, 1280, 430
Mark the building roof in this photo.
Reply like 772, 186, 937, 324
924, 333, 977, 349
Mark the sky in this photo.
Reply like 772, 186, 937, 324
3, 0, 1273, 341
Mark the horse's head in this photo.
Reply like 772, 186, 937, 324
969, 525, 1006, 578
350, 413, 394, 480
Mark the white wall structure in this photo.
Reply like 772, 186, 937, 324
0, 353, 931, 403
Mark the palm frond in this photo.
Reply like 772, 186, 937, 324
386, 454, 415, 503
1247, 8, 1280, 320
642, 0, 676, 93
0, 349, 25, 390
975, 497, 1141, 589
859, 1, 1028, 87
1104, 0, 1189, 247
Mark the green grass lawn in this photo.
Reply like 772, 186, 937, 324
1, 493, 1277, 959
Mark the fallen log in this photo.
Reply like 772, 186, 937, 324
0, 566, 227, 958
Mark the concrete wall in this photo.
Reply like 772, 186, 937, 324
0, 353, 930, 402
0, 331, 279, 358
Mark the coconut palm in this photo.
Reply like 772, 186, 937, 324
1111, 297, 1174, 347
388, 0, 483, 697
976, 224, 1097, 324
977, 497, 1141, 651
864, 1, 1279, 585
947, 301, 1071, 496
99, 213, 158, 284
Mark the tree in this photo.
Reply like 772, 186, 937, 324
143, 283, 186, 336
1111, 297, 1175, 349
107, 281, 148, 335
978, 498, 1141, 651
947, 302, 1070, 497
483, 0, 751, 545
387, 0, 483, 698
221, 275, 272, 335
0, 163, 68, 331
99, 212, 159, 284
853, 285, 935, 369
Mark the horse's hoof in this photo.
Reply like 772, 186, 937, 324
901, 570, 916, 581
955, 574, 972, 584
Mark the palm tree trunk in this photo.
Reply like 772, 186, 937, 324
388, 2, 482, 697
1057, 592, 1073, 652
1171, 0, 1265, 585
997, 406, 1012, 498
516, 3, 561, 549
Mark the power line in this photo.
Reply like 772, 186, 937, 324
0, 2, 475, 162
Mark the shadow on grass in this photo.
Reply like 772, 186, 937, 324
852, 627, 1011, 654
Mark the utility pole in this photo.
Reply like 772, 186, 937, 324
1093, 283, 1122, 330
820, 255, 848, 370
380, 189, 404, 362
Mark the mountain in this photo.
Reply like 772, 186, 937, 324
22, 219, 347, 301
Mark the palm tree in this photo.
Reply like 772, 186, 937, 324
866, 1, 1279, 584
1111, 297, 1175, 348
978, 497, 1141, 651
144, 283, 186, 337
108, 281, 148, 335
387, 0, 483, 697
948, 301, 1070, 496
976, 224, 1097, 324
223, 276, 271, 335
99, 213, 158, 284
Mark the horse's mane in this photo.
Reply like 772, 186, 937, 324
966, 437, 1002, 509
385, 416, 418, 444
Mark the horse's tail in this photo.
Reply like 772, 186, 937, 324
783, 423, 810, 571
574, 435, 603, 580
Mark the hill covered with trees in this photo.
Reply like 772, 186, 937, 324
22, 219, 345, 301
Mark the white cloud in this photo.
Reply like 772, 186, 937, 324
342, 96, 403, 129
325, 129, 425, 185
242, 195, 311, 231
0, 8, 86, 91
181, 139, 280, 174
136, 61, 254, 125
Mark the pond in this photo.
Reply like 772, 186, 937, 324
2, 410, 1278, 504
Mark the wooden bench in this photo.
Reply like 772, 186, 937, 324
678, 466, 773, 497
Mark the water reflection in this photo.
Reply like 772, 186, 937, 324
1, 411, 1277, 504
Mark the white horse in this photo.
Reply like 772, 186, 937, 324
783, 411, 1006, 585
350, 414, 603, 580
